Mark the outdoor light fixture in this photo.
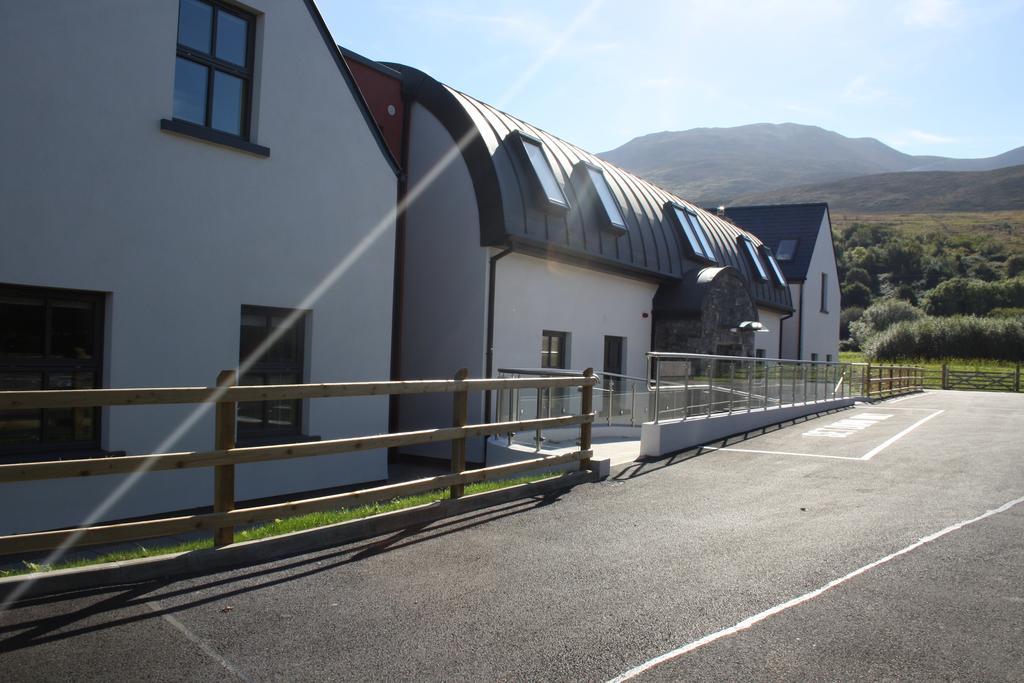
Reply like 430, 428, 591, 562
730, 321, 768, 333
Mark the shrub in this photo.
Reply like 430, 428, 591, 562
840, 306, 865, 341
1007, 254, 1024, 279
841, 282, 871, 308
844, 267, 873, 290
989, 307, 1024, 319
924, 277, 1024, 316
849, 299, 925, 347
865, 315, 1024, 362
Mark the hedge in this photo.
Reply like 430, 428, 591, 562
866, 315, 1024, 362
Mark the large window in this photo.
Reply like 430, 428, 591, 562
237, 306, 307, 440
669, 204, 716, 263
173, 0, 255, 138
541, 331, 568, 369
512, 131, 569, 210
0, 285, 104, 457
761, 246, 788, 288
739, 237, 769, 281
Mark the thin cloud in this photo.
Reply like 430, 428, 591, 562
901, 0, 959, 27
841, 75, 887, 103
907, 129, 958, 144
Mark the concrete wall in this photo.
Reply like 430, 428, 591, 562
799, 214, 841, 361
492, 253, 657, 380
755, 307, 784, 358
0, 1, 396, 533
397, 103, 489, 460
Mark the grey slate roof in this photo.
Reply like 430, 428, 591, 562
721, 204, 830, 283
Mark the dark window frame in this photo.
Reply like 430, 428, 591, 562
739, 236, 769, 282
237, 305, 308, 441
667, 203, 717, 264
172, 0, 257, 141
776, 239, 798, 261
510, 130, 571, 212
0, 284, 105, 459
820, 272, 829, 313
579, 162, 627, 234
760, 245, 788, 288
541, 330, 569, 370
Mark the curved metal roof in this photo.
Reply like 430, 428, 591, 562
392, 65, 792, 313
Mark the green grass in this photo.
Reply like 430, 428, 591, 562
832, 211, 1024, 255
839, 351, 1019, 373
0, 473, 554, 579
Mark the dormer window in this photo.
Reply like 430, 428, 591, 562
761, 246, 787, 287
510, 131, 569, 211
668, 204, 716, 263
776, 239, 798, 261
739, 236, 769, 281
580, 163, 627, 232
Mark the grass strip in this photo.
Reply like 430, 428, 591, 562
0, 473, 555, 578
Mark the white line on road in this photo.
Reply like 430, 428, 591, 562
883, 391, 934, 404
147, 600, 250, 681
606, 493, 1024, 682
704, 447, 850, 460
860, 410, 944, 460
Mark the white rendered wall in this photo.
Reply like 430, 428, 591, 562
799, 215, 841, 361
755, 307, 783, 358
780, 284, 802, 359
397, 104, 490, 461
0, 1, 396, 533
492, 252, 657, 386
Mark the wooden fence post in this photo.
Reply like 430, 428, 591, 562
579, 368, 594, 470
863, 363, 871, 398
213, 369, 237, 548
450, 368, 469, 499
1015, 364, 1021, 393
942, 363, 949, 390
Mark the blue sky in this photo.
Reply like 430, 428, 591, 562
320, 0, 1024, 159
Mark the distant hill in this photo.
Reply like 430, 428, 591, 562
729, 164, 1024, 213
597, 123, 1024, 205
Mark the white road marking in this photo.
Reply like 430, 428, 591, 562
704, 447, 853, 461
147, 600, 249, 681
860, 410, 944, 460
803, 412, 893, 439
883, 391, 934, 404
606, 494, 1024, 682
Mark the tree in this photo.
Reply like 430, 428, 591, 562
844, 267, 873, 291
1007, 254, 1024, 278
841, 282, 871, 308
849, 299, 924, 347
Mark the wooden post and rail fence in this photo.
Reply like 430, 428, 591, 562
0, 369, 597, 557
857, 363, 925, 400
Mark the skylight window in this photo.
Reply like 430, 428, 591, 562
776, 239, 798, 261
762, 247, 788, 287
583, 164, 626, 231
513, 131, 569, 210
739, 237, 769, 281
669, 204, 717, 263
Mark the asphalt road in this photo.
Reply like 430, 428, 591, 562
2, 390, 1022, 681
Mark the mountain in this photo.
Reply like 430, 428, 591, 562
729, 164, 1024, 213
597, 123, 1024, 205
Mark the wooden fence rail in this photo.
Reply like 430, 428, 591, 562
855, 363, 925, 399
0, 369, 598, 556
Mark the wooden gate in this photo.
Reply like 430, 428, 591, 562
943, 366, 1021, 392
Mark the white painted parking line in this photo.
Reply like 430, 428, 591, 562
883, 391, 935, 404
606, 494, 1024, 683
704, 446, 849, 460
803, 413, 894, 439
860, 410, 944, 460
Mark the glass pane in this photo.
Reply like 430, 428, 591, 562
766, 254, 787, 286
0, 296, 45, 357
266, 316, 300, 363
173, 57, 208, 125
215, 9, 249, 66
776, 239, 798, 261
178, 0, 213, 53
690, 213, 717, 263
50, 300, 95, 359
211, 71, 244, 135
266, 373, 299, 430
522, 139, 566, 206
0, 372, 43, 391
587, 167, 626, 228
673, 208, 703, 259
0, 373, 43, 446
239, 312, 266, 361
743, 239, 768, 280
237, 373, 264, 428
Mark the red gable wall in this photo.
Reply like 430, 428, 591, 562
343, 57, 404, 166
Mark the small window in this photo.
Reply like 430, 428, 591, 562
173, 0, 255, 138
776, 239, 798, 261
238, 306, 308, 439
761, 246, 788, 287
821, 273, 829, 313
512, 132, 569, 210
0, 285, 105, 459
811, 353, 819, 362
541, 331, 568, 369
739, 237, 768, 281
755, 349, 766, 359
669, 204, 717, 263
826, 354, 833, 363
582, 164, 626, 231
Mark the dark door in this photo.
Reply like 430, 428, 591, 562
604, 336, 624, 376
603, 336, 625, 420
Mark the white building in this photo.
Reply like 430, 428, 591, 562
357, 62, 794, 465
722, 204, 841, 362
0, 0, 399, 533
